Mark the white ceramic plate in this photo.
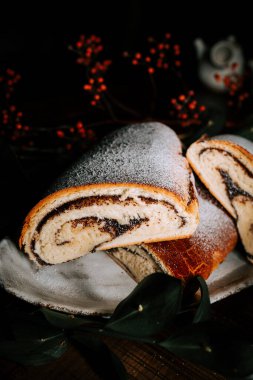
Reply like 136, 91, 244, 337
0, 238, 253, 315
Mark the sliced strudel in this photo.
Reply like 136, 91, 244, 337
20, 123, 199, 264
187, 134, 253, 262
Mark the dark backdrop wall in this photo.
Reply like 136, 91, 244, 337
0, 1, 251, 127
0, 1, 251, 238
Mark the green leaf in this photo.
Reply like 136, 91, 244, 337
0, 335, 67, 366
193, 277, 210, 323
41, 308, 104, 329
105, 273, 183, 338
160, 321, 253, 378
71, 332, 127, 380
9, 311, 64, 341
183, 276, 211, 323
0, 308, 68, 366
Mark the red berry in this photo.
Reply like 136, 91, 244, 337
83, 84, 92, 91
57, 130, 65, 138
179, 95, 186, 101
148, 67, 155, 74
77, 121, 83, 129
76, 41, 83, 48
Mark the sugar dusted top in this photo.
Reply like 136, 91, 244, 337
50, 122, 193, 203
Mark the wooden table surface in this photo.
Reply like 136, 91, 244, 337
1, 285, 253, 380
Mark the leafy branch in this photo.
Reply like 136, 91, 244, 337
1, 273, 253, 379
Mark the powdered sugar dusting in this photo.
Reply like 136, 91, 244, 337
50, 122, 192, 202
192, 187, 237, 252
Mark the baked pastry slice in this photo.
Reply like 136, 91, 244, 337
187, 135, 253, 262
109, 185, 238, 281
20, 122, 199, 265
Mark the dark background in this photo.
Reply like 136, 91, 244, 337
1, 8, 253, 380
0, 2, 252, 238
0, 2, 252, 127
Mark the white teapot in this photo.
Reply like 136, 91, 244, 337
194, 36, 244, 92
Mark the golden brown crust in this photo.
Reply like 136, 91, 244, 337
143, 186, 238, 280
144, 236, 236, 280
19, 182, 199, 251
213, 139, 253, 160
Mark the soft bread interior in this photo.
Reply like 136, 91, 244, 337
109, 246, 161, 282
21, 185, 199, 265
233, 197, 253, 262
187, 139, 253, 257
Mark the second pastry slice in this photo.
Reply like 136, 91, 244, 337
20, 123, 199, 265
187, 135, 253, 261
